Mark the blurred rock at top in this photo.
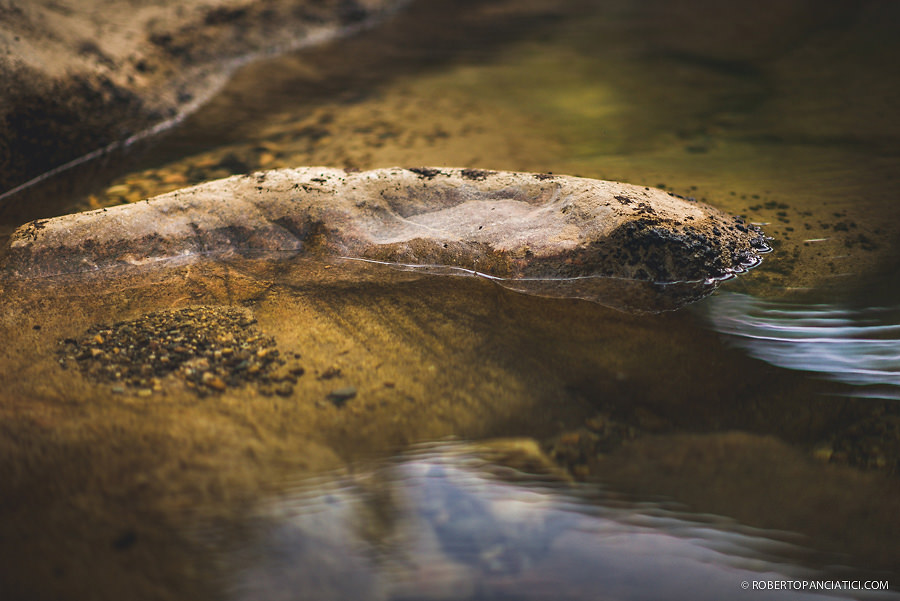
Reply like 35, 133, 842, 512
0, 0, 407, 194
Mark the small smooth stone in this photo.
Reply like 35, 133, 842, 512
327, 387, 357, 407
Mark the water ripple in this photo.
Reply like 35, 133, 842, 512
221, 441, 891, 601
707, 293, 900, 399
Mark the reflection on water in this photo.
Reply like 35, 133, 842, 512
708, 292, 900, 400
227, 442, 882, 601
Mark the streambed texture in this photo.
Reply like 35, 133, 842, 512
3, 262, 900, 600
2, 167, 768, 312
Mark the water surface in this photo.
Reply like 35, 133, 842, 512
1, 0, 899, 599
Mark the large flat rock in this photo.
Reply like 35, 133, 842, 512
2, 167, 769, 311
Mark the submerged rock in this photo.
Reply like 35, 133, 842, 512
1, 167, 769, 311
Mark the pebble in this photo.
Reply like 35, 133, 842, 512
327, 387, 357, 407
202, 372, 227, 391
320, 366, 342, 380
812, 445, 833, 462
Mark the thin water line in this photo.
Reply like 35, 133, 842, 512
338, 256, 747, 286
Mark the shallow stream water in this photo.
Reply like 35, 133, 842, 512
1, 1, 899, 599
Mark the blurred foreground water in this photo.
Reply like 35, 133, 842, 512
224, 441, 895, 601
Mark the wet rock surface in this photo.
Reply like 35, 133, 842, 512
0, 0, 407, 194
2, 167, 769, 312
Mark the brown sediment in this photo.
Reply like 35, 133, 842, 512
58, 305, 305, 397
